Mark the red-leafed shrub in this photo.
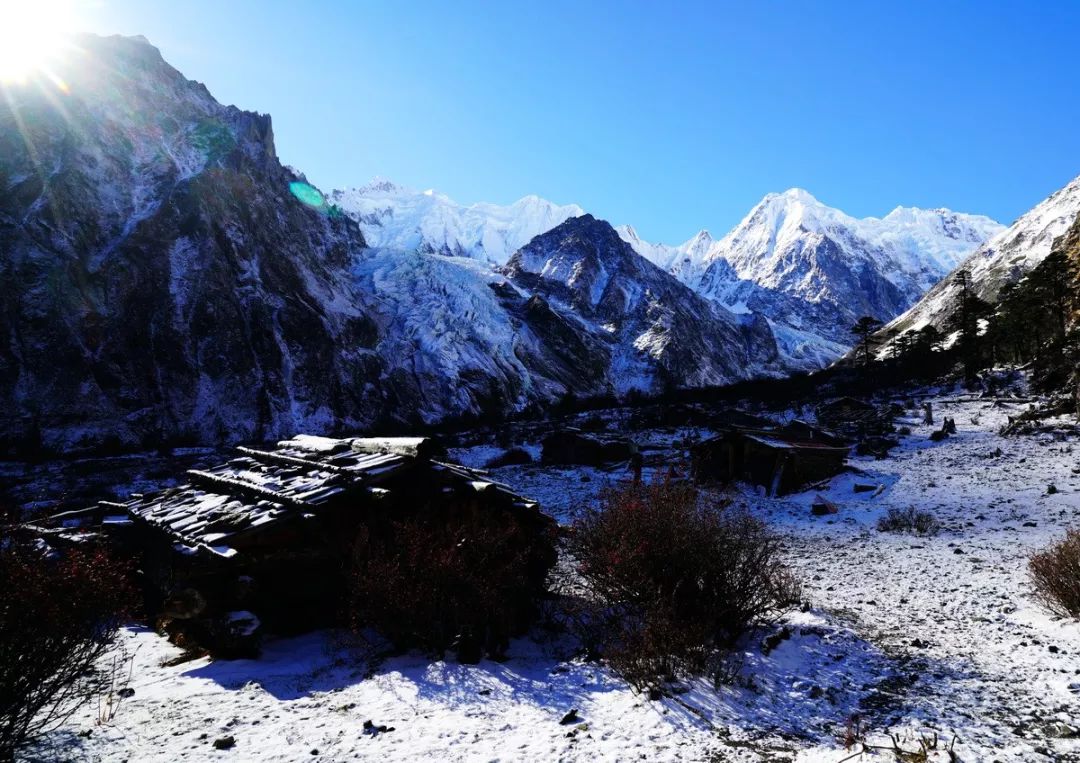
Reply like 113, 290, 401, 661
1030, 529, 1080, 619
351, 509, 556, 662
568, 481, 800, 689
0, 539, 135, 760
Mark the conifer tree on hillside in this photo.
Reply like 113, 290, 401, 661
949, 269, 992, 381
851, 315, 884, 368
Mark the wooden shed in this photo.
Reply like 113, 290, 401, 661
540, 429, 633, 466
815, 397, 889, 437
29, 435, 556, 655
691, 424, 850, 496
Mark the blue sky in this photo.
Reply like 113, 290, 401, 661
82, 0, 1080, 243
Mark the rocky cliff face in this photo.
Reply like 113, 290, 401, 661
503, 215, 781, 392
0, 34, 388, 453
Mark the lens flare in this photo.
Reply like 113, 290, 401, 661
0, 0, 78, 84
289, 181, 328, 210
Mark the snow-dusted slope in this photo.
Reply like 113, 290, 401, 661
331, 180, 584, 265
618, 189, 1001, 366
881, 173, 1080, 339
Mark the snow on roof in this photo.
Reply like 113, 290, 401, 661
99, 437, 541, 556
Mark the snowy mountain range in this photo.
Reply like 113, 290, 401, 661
0, 35, 785, 453
330, 181, 584, 265
339, 181, 1003, 369
653, 190, 1003, 365
10, 33, 1068, 455
878, 173, 1080, 343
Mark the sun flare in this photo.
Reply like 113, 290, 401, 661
0, 0, 78, 83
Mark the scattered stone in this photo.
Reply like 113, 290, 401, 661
1047, 484, 1059, 495
1042, 722, 1079, 739
213, 736, 235, 750
812, 496, 839, 516
953, 547, 965, 555
363, 720, 395, 736
560, 709, 580, 725
853, 483, 877, 493
762, 626, 792, 655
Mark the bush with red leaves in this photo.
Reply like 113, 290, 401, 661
568, 481, 800, 690
1029, 529, 1080, 619
0, 539, 134, 760
351, 510, 556, 663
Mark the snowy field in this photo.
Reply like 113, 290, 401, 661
34, 393, 1080, 762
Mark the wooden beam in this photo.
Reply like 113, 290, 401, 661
235, 446, 360, 476
187, 469, 312, 510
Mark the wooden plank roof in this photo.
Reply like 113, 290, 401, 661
60, 436, 540, 560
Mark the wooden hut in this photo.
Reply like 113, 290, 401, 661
29, 435, 555, 655
691, 424, 850, 496
815, 397, 889, 437
540, 429, 633, 466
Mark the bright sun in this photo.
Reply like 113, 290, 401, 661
0, 0, 78, 83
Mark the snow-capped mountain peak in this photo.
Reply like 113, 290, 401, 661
612, 188, 1003, 369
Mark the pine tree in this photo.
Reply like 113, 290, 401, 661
948, 269, 992, 381
850, 315, 884, 368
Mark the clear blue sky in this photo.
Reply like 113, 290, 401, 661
81, 0, 1080, 243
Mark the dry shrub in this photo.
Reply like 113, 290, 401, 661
351, 510, 556, 662
0, 540, 135, 759
876, 506, 940, 535
1029, 529, 1080, 618
569, 481, 800, 689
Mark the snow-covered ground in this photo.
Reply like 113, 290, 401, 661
38, 393, 1080, 762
